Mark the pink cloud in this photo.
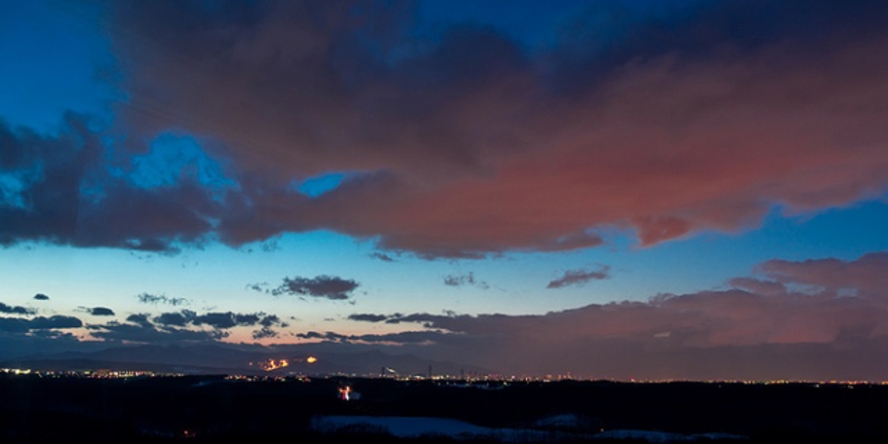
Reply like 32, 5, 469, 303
347, 252, 888, 378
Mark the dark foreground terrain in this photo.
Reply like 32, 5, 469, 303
0, 374, 885, 443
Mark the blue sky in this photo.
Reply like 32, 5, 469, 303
1, 0, 887, 379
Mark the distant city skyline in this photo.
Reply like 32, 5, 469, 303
1, 0, 888, 379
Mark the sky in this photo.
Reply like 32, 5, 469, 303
1, 0, 888, 380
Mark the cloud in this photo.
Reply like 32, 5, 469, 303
252, 326, 278, 340
547, 266, 611, 289
88, 321, 224, 344
0, 115, 223, 252
125, 313, 153, 328
97, 0, 888, 257
0, 302, 35, 315
1, 1, 886, 258
150, 309, 285, 331
348, 313, 390, 323
153, 310, 195, 327
369, 252, 395, 262
330, 252, 888, 379
136, 293, 190, 306
86, 306, 115, 316
269, 275, 359, 300
294, 330, 452, 345
33, 293, 50, 301
443, 272, 489, 289
0, 315, 83, 333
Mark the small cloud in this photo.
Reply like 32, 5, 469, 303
246, 282, 268, 293
444, 272, 489, 289
252, 326, 278, 340
259, 314, 280, 327
136, 293, 189, 306
547, 266, 611, 289
87, 307, 115, 317
348, 313, 389, 323
33, 294, 50, 301
0, 302, 36, 315
126, 313, 153, 328
369, 252, 395, 262
270, 275, 360, 300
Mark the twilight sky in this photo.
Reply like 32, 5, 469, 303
1, 0, 888, 380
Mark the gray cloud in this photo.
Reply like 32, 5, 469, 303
294, 330, 452, 345
125, 313, 153, 328
86, 307, 115, 316
330, 252, 888, 379
0, 1, 886, 259
0, 302, 35, 315
547, 266, 610, 289
149, 309, 284, 331
153, 310, 196, 327
443, 272, 489, 289
348, 313, 390, 323
0, 115, 221, 253
269, 275, 359, 300
0, 315, 83, 333
252, 326, 278, 340
88, 322, 224, 344
369, 252, 395, 262
136, 293, 190, 306
33, 293, 50, 301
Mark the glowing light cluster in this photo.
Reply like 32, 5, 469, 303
258, 359, 289, 372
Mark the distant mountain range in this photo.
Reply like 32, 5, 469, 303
0, 343, 490, 377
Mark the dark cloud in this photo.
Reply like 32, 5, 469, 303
151, 310, 283, 331
252, 326, 278, 340
136, 293, 189, 306
547, 266, 611, 289
348, 313, 390, 323
347, 312, 441, 327
190, 312, 242, 329
0, 115, 222, 253
332, 252, 888, 379
88, 322, 224, 344
33, 293, 50, 301
90, 0, 888, 257
84, 306, 115, 316
247, 282, 267, 293
443, 272, 489, 289
153, 310, 196, 327
270, 275, 359, 300
369, 252, 395, 262
0, 315, 83, 333
125, 313, 153, 328
0, 1, 886, 258
0, 302, 35, 315
294, 329, 451, 345
259, 314, 281, 327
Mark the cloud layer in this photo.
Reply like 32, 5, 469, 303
0, 1, 886, 256
343, 252, 888, 379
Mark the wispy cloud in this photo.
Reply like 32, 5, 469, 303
547, 266, 610, 289
444, 272, 489, 289
136, 293, 190, 306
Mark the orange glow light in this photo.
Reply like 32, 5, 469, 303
259, 359, 290, 371
306, 356, 318, 364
